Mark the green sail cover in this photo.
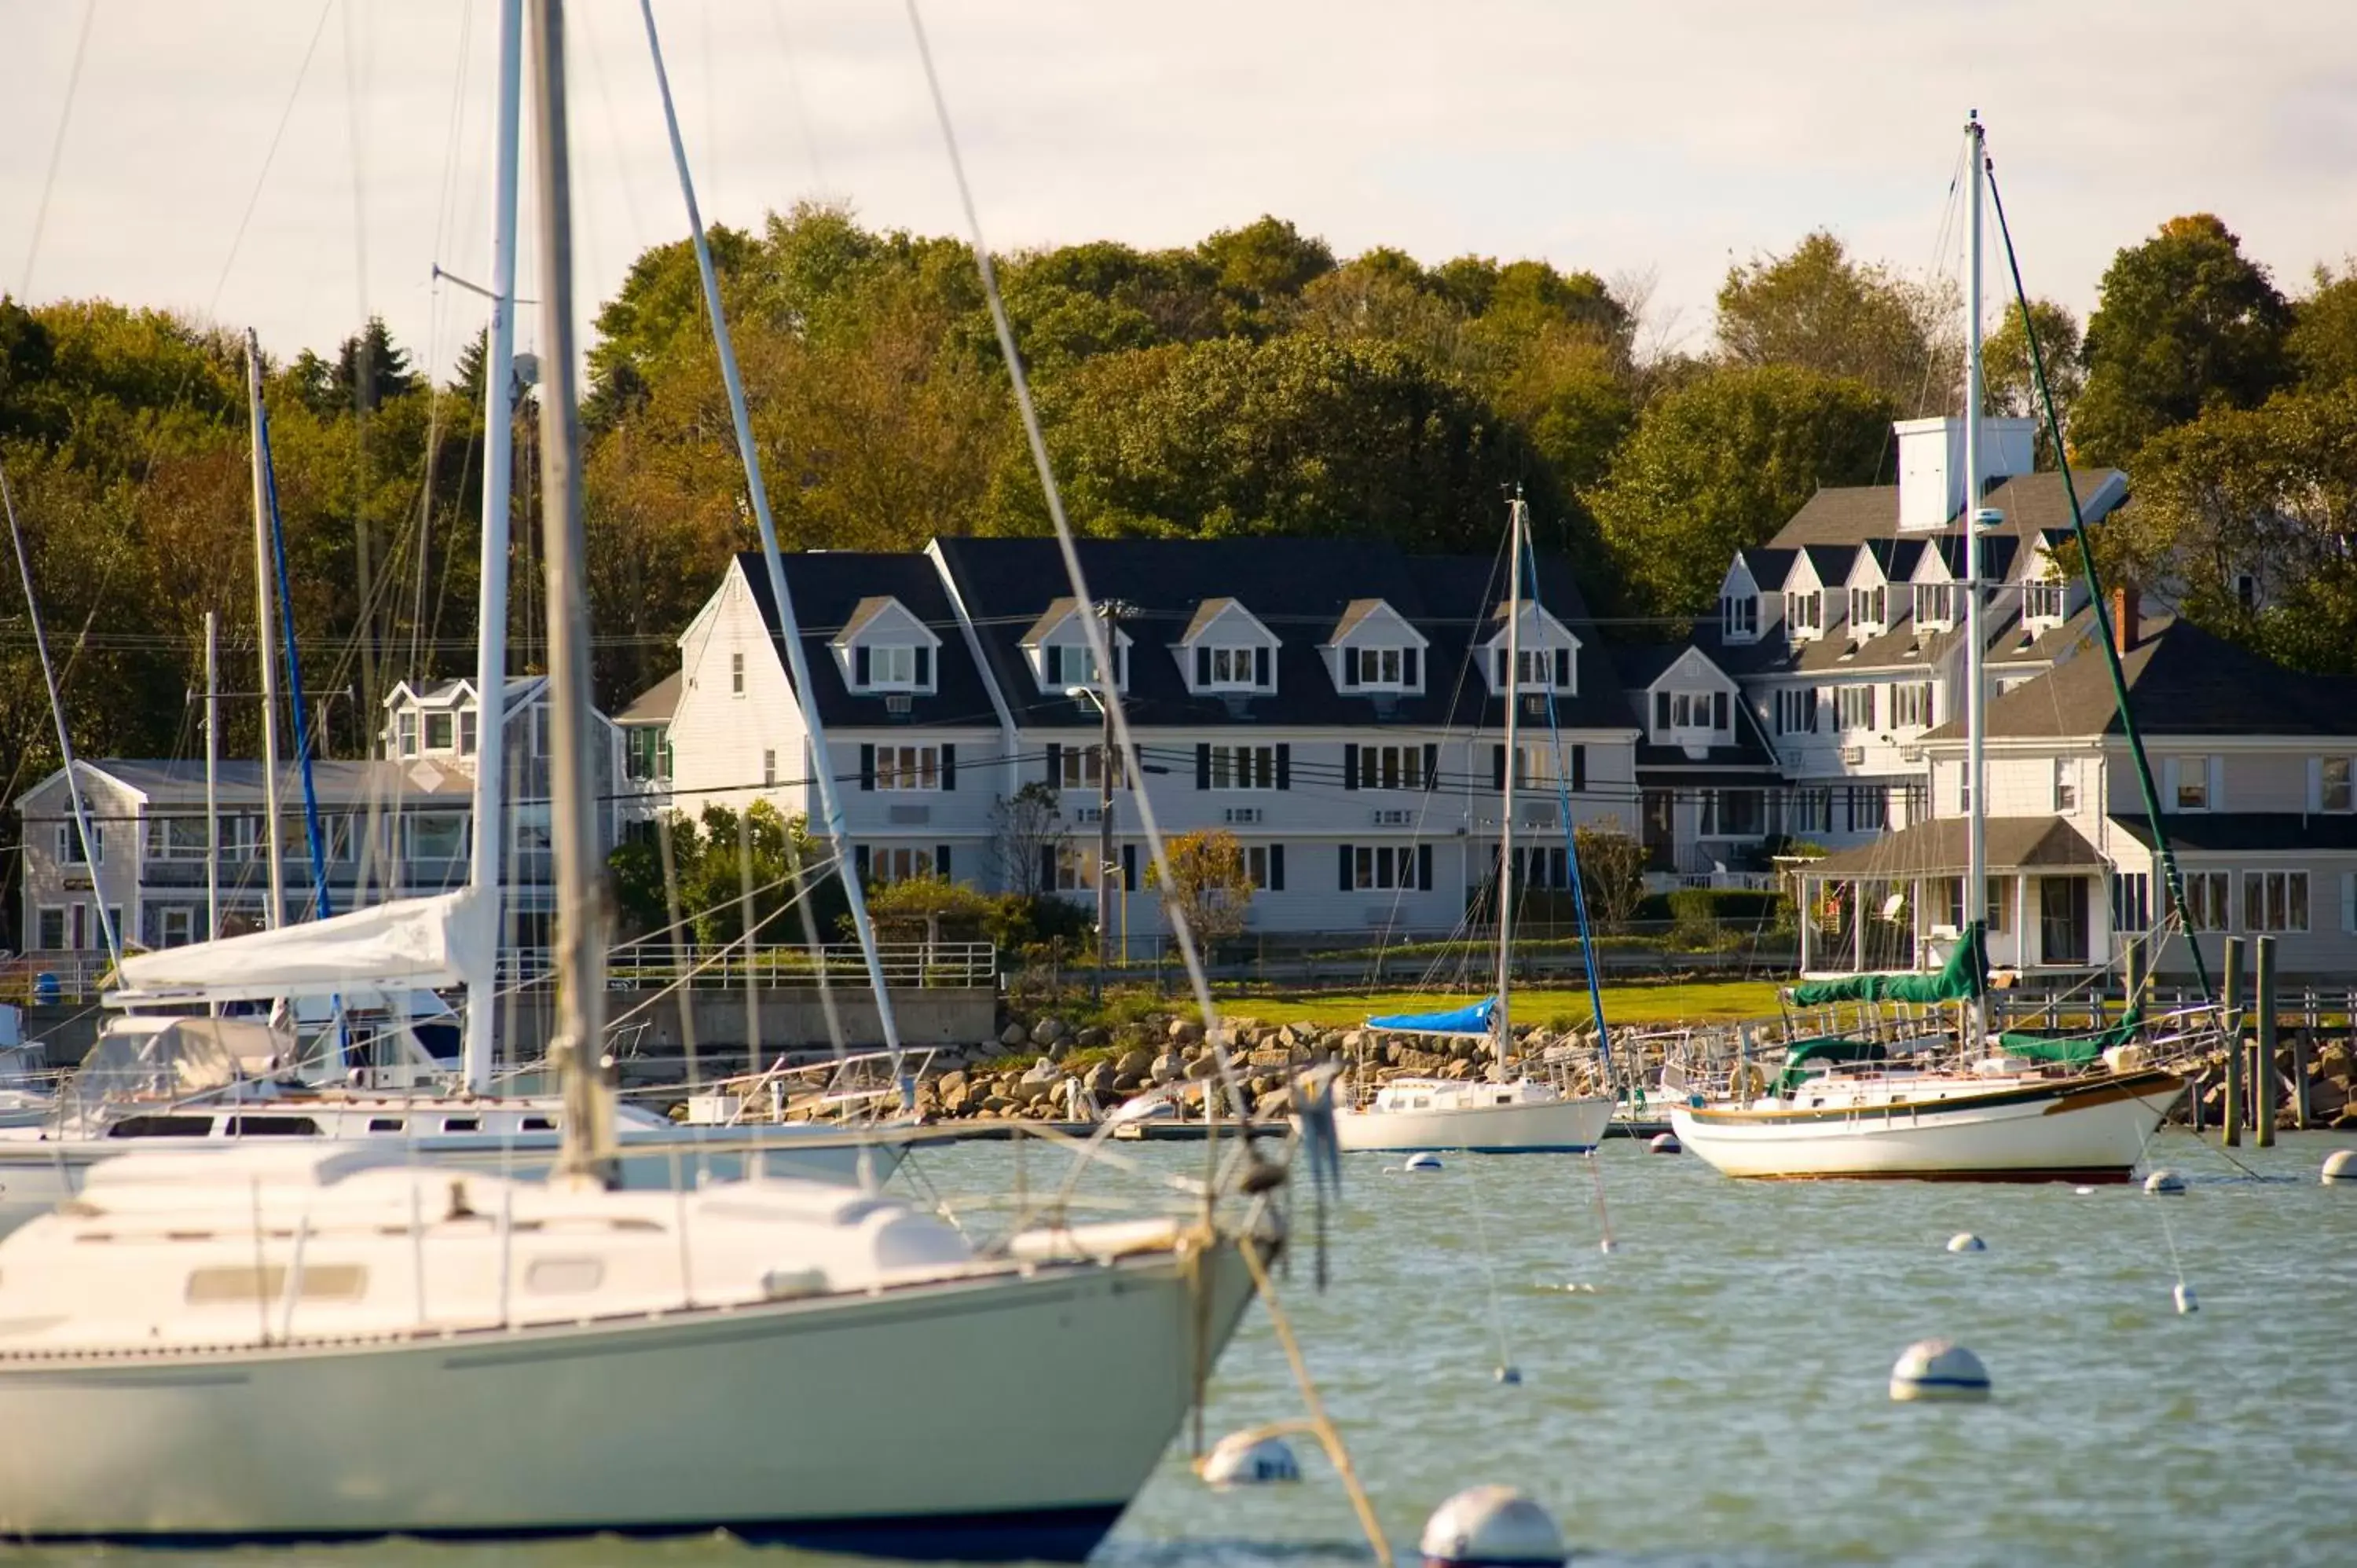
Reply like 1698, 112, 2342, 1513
1790, 923, 1986, 1007
1771, 1035, 1890, 1096
1996, 1013, 2140, 1065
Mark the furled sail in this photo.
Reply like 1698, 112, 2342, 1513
1790, 922, 1986, 1006
115, 887, 493, 1003
1364, 998, 1496, 1037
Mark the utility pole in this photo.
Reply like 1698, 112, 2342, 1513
1089, 600, 1128, 991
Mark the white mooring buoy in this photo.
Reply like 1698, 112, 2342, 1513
1945, 1232, 1985, 1253
2143, 1169, 2187, 1195
1420, 1485, 1566, 1568
1198, 1430, 1302, 1488
2322, 1149, 2355, 1185
2073, 1185, 2096, 1196
1889, 1339, 1991, 1403
1404, 1152, 1445, 1173
1494, 1364, 1522, 1385
2173, 1282, 2199, 1315
1647, 1132, 1681, 1155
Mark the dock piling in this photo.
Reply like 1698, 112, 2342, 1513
2253, 936, 2278, 1148
2221, 936, 2245, 1148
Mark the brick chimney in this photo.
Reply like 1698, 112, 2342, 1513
2111, 584, 2140, 654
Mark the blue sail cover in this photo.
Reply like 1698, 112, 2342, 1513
1365, 998, 1497, 1037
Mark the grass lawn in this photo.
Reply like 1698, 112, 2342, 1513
1214, 976, 1788, 1030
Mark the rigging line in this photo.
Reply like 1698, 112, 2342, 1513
765, 0, 830, 192
1523, 526, 1613, 1078
904, 0, 1256, 1165
208, 3, 339, 327
13, 0, 97, 301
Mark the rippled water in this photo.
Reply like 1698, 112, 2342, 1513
13, 1131, 2352, 1568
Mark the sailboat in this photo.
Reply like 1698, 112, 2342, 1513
1672, 113, 2185, 1182
0, 5, 1279, 1552
1323, 496, 1613, 1154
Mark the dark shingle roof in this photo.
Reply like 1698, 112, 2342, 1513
928, 536, 1633, 732
615, 669, 680, 725
739, 552, 1002, 731
1921, 612, 2357, 742
2111, 814, 2357, 854
1807, 816, 2107, 878
1770, 471, 2124, 548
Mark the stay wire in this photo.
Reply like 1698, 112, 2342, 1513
13, 0, 97, 301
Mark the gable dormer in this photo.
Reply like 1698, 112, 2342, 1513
1327, 599, 1428, 694
1481, 603, 1580, 695
1643, 647, 1738, 757
1781, 551, 1828, 644
1021, 597, 1131, 694
1717, 556, 1765, 644
831, 595, 940, 694
1908, 538, 1963, 632
380, 679, 482, 760
1178, 598, 1277, 694
2017, 540, 2074, 633
1844, 551, 1890, 643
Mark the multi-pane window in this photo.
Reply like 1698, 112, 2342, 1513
57, 822, 103, 865
423, 713, 454, 750
730, 652, 746, 696
2176, 757, 2211, 811
2181, 870, 2231, 931
1345, 647, 1417, 687
397, 711, 420, 757
874, 745, 941, 791
1721, 595, 1759, 639
1043, 641, 1124, 691
1201, 646, 1262, 687
2322, 757, 2352, 812
1206, 745, 1277, 790
762, 750, 778, 788
2054, 760, 2078, 813
1845, 786, 1888, 833
1774, 688, 1819, 735
1358, 745, 1426, 790
1244, 844, 1284, 891
867, 646, 918, 687
1914, 583, 1955, 625
1053, 844, 1100, 892
35, 908, 66, 950
1513, 743, 1571, 789
405, 812, 469, 863
1786, 591, 1823, 636
144, 817, 212, 860
1059, 744, 1125, 791
870, 846, 938, 885
1492, 647, 1572, 690
2111, 872, 2152, 935
1833, 684, 1878, 731
1849, 585, 1886, 630
624, 726, 673, 782
2024, 581, 2067, 621
1350, 844, 1417, 891
1783, 788, 1832, 834
458, 710, 478, 756
1655, 690, 1726, 732
2245, 870, 2308, 933
1889, 683, 1934, 729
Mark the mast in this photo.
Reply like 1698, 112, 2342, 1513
530, 0, 615, 1185
246, 332, 286, 932
463, 0, 524, 1095
204, 609, 220, 943
1963, 112, 1989, 1049
1496, 493, 1523, 1075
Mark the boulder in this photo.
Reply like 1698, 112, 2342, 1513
981, 1094, 1014, 1114
937, 1068, 970, 1097
1021, 1057, 1061, 1086
1086, 1061, 1119, 1096
940, 1083, 973, 1116
1079, 1026, 1112, 1050
1112, 1071, 1144, 1093
999, 1022, 1029, 1050
1116, 1048, 1155, 1079
1253, 1085, 1293, 1119
1033, 1017, 1068, 1047
1169, 1018, 1204, 1044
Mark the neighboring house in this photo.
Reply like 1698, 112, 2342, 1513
1794, 593, 2357, 980
666, 537, 1648, 938
1609, 643, 1785, 886
614, 669, 680, 818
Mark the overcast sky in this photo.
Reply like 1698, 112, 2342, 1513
4, 0, 2352, 383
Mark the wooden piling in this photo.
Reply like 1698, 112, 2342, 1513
2254, 936, 2278, 1147
2292, 1026, 2312, 1130
2221, 936, 2244, 1147
2122, 937, 2143, 1024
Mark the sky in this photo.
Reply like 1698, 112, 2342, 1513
3, 0, 2352, 384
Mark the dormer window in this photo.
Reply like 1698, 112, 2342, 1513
397, 712, 420, 758
1343, 647, 1417, 688
1848, 586, 1886, 634
1721, 595, 1759, 641
1042, 640, 1126, 692
424, 713, 455, 752
1786, 591, 1823, 639
2023, 580, 2066, 624
1178, 598, 1278, 694
1653, 690, 1728, 738
457, 709, 478, 756
834, 595, 941, 696
1197, 645, 1269, 690
1913, 583, 1955, 627
1490, 647, 1574, 691
856, 644, 929, 691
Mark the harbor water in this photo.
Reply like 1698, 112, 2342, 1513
9, 1130, 2350, 1568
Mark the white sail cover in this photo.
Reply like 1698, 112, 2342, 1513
115, 888, 492, 1003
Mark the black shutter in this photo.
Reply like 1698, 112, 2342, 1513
1402, 647, 1419, 687
1040, 844, 1057, 891
1121, 844, 1137, 891
1571, 744, 1587, 793
855, 844, 871, 883
915, 646, 932, 687
1343, 743, 1360, 791
1254, 646, 1270, 687
1417, 843, 1433, 892
1337, 844, 1353, 891
1655, 691, 1671, 729
1423, 742, 1439, 790
854, 646, 871, 687
936, 844, 951, 879
1196, 743, 1211, 789
1343, 648, 1359, 687
859, 744, 875, 791
1555, 647, 1571, 688
1196, 647, 1211, 687
1492, 745, 1507, 793
1714, 691, 1729, 731
940, 743, 957, 790
1044, 742, 1061, 784
1045, 645, 1063, 687
1270, 844, 1285, 892
1276, 744, 1291, 790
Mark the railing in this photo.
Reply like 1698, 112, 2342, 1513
496, 940, 997, 991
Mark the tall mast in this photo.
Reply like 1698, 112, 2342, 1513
1495, 493, 1523, 1073
204, 609, 220, 942
246, 332, 286, 931
530, 0, 614, 1184
464, 0, 525, 1095
1963, 112, 1988, 1048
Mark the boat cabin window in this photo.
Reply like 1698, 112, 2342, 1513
185, 1264, 367, 1304
107, 1115, 218, 1138
368, 1118, 405, 1133
442, 1117, 481, 1133
521, 1116, 556, 1132
1409, 1096, 1430, 1110
1496, 1094, 1513, 1105
225, 1116, 321, 1138
525, 1257, 605, 1295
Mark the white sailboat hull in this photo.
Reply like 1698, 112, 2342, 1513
0, 1237, 1257, 1556
0, 1129, 903, 1236
1669, 1069, 2184, 1181
1329, 1087, 1613, 1153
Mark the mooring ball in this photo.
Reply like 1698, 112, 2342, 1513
1420, 1485, 1566, 1568
1198, 1431, 1301, 1488
1494, 1365, 1522, 1385
2143, 1169, 2187, 1195
1945, 1232, 1985, 1253
1647, 1132, 1681, 1155
2173, 1283, 2199, 1315
1404, 1152, 1444, 1172
2322, 1149, 2355, 1185
1890, 1339, 1991, 1403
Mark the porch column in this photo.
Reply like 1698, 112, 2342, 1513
1798, 872, 1813, 972
2014, 872, 2031, 968
1853, 880, 1867, 973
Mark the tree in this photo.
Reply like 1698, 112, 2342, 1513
1572, 827, 1647, 935
1982, 298, 2084, 466
1146, 830, 1253, 948
1715, 232, 1957, 411
1587, 364, 1893, 621
2073, 214, 2293, 466
989, 781, 1066, 900
2289, 261, 2357, 392
607, 801, 841, 948
859, 872, 998, 947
